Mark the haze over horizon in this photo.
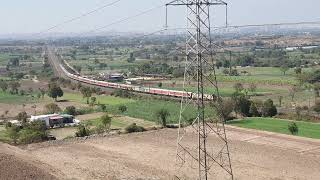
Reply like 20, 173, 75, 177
0, 0, 319, 37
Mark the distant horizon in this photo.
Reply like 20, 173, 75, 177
0, 0, 319, 38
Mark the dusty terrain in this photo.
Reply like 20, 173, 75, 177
0, 143, 59, 180
1, 126, 320, 180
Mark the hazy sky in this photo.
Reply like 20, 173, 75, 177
0, 0, 319, 35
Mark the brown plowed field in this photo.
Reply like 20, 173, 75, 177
1, 127, 320, 180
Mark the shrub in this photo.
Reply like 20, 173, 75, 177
7, 125, 20, 144
118, 105, 127, 113
232, 93, 251, 117
288, 122, 299, 135
75, 124, 90, 137
213, 99, 234, 121
100, 114, 112, 132
96, 104, 107, 112
94, 124, 105, 134
262, 99, 277, 117
17, 112, 28, 123
112, 90, 134, 98
44, 103, 61, 114
125, 123, 145, 133
64, 106, 77, 116
76, 107, 95, 115
155, 108, 170, 127
19, 121, 48, 144
249, 103, 260, 117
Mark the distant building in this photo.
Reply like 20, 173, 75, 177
30, 114, 79, 128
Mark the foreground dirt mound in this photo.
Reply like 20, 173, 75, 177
25, 128, 320, 180
0, 143, 58, 180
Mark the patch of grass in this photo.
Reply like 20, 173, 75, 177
64, 93, 215, 124
84, 116, 155, 129
0, 91, 39, 104
0, 125, 10, 142
228, 117, 320, 139
63, 93, 135, 105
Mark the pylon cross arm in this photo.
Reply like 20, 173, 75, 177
166, 0, 227, 6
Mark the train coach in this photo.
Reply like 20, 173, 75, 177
59, 64, 211, 100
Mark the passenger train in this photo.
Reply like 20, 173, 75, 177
59, 63, 215, 100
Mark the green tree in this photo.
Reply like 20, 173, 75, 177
100, 114, 112, 132
127, 52, 135, 63
19, 121, 48, 144
262, 99, 277, 117
313, 100, 320, 115
90, 97, 97, 106
295, 67, 302, 74
280, 65, 289, 75
156, 108, 170, 127
313, 83, 320, 98
80, 87, 93, 104
214, 99, 234, 122
0, 81, 8, 92
47, 83, 63, 101
8, 81, 20, 94
232, 93, 251, 117
118, 105, 127, 113
249, 103, 260, 117
288, 122, 299, 135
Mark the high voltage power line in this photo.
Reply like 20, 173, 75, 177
33, 0, 320, 39
77, 4, 165, 36
35, 0, 122, 36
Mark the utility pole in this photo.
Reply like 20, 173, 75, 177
166, 1, 233, 179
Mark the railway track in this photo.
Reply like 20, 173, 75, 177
46, 46, 216, 100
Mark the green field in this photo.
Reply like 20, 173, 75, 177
63, 93, 215, 124
215, 67, 313, 85
0, 91, 39, 104
63, 93, 134, 105
228, 117, 320, 139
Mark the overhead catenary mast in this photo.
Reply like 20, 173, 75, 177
166, 0, 233, 179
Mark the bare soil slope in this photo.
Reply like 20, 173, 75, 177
0, 143, 58, 180
20, 127, 320, 180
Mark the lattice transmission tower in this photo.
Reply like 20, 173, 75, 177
166, 1, 233, 179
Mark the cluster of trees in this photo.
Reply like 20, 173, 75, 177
216, 48, 316, 69
75, 114, 112, 137
5, 119, 48, 145
0, 80, 21, 95
231, 93, 277, 118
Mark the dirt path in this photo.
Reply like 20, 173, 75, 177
18, 128, 320, 180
